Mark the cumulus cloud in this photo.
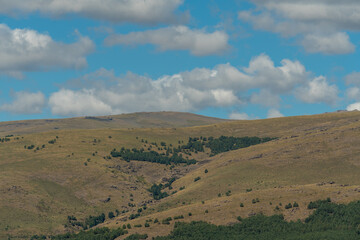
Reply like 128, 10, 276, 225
229, 112, 251, 120
239, 0, 360, 54
0, 0, 186, 24
295, 76, 339, 104
302, 32, 355, 55
49, 89, 112, 116
347, 102, 360, 111
244, 54, 306, 93
0, 24, 94, 76
0, 91, 45, 114
47, 54, 333, 117
267, 109, 284, 118
105, 26, 229, 56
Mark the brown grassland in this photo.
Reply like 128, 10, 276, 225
0, 111, 360, 239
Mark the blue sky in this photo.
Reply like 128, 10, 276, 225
1, 0, 360, 122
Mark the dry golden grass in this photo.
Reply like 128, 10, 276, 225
1, 111, 360, 239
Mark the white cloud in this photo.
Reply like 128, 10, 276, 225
346, 87, 360, 100
244, 54, 307, 93
345, 72, 360, 86
295, 76, 339, 104
0, 0, 186, 24
239, 0, 360, 54
211, 89, 239, 106
0, 91, 45, 114
0, 24, 94, 76
250, 90, 281, 107
267, 109, 284, 118
105, 26, 229, 56
229, 112, 251, 120
347, 102, 360, 111
301, 32, 355, 55
49, 89, 112, 116
47, 54, 333, 117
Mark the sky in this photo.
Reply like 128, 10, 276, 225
1, 0, 360, 122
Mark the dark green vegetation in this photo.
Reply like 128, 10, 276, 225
154, 200, 360, 240
50, 227, 127, 240
124, 233, 148, 240
205, 136, 276, 155
110, 148, 196, 165
148, 183, 169, 200
110, 136, 275, 165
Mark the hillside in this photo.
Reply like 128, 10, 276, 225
0, 111, 228, 136
1, 111, 360, 239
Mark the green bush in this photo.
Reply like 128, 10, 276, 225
285, 203, 293, 209
124, 233, 148, 240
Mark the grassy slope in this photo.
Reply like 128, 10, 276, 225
0, 111, 227, 136
1, 111, 360, 239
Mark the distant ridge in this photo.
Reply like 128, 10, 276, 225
0, 111, 229, 136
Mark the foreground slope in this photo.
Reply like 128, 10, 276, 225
1, 111, 360, 239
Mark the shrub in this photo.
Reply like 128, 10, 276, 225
285, 203, 293, 209
194, 177, 201, 182
125, 233, 148, 240
108, 211, 115, 219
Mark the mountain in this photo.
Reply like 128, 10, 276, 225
1, 111, 360, 239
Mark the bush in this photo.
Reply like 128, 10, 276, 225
285, 203, 293, 209
194, 177, 201, 182
162, 217, 172, 225
124, 233, 148, 240
108, 211, 115, 219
